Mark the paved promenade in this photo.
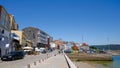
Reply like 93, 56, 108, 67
35, 54, 68, 68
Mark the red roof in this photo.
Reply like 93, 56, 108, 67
82, 43, 88, 46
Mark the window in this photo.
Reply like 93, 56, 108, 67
33, 33, 35, 39
0, 9, 10, 30
12, 33, 18, 37
2, 30, 4, 34
1, 10, 6, 26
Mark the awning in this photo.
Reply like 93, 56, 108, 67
22, 47, 33, 50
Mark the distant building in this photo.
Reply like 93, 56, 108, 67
75, 43, 81, 47
80, 43, 89, 51
23, 27, 39, 47
50, 42, 57, 49
49, 36, 53, 42
0, 5, 11, 56
64, 42, 74, 50
37, 30, 48, 48
54, 40, 64, 49
23, 27, 52, 49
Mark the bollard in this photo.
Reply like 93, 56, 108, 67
27, 64, 30, 68
39, 60, 41, 63
34, 62, 36, 65
42, 59, 44, 62
47, 54, 48, 58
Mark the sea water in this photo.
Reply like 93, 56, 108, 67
112, 56, 120, 68
95, 56, 120, 68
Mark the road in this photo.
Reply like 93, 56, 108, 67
0, 50, 58, 68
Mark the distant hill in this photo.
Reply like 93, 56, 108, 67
91, 44, 120, 50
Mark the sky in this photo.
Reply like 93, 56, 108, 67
0, 0, 120, 45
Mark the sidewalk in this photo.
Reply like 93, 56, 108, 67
35, 54, 68, 68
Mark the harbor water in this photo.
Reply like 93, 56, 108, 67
112, 56, 120, 68
78, 56, 120, 68
90, 56, 120, 68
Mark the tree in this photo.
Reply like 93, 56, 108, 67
90, 46, 97, 50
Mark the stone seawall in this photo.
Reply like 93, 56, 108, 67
67, 53, 113, 61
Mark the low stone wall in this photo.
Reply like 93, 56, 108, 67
64, 53, 77, 68
67, 53, 113, 61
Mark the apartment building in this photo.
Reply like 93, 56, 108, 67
0, 5, 11, 56
23, 27, 52, 49
37, 30, 48, 48
22, 27, 39, 47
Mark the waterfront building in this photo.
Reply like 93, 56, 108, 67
50, 42, 57, 49
9, 14, 20, 51
63, 42, 72, 51
23, 27, 39, 48
23, 27, 51, 50
80, 43, 89, 53
54, 40, 68, 50
75, 43, 81, 47
37, 30, 48, 48
11, 30, 26, 50
0, 5, 11, 56
46, 36, 53, 49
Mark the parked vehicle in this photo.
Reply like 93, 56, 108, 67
39, 48, 46, 53
1, 51, 25, 61
64, 49, 72, 53
41, 49, 47, 54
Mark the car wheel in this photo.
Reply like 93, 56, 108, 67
11, 57, 15, 61
1, 58, 4, 61
21, 57, 24, 59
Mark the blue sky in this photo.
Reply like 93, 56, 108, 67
0, 0, 120, 45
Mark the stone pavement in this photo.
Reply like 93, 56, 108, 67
35, 54, 68, 68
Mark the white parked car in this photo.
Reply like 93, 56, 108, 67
39, 48, 46, 53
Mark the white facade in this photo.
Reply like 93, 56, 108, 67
50, 42, 57, 48
64, 42, 73, 50
80, 46, 89, 51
